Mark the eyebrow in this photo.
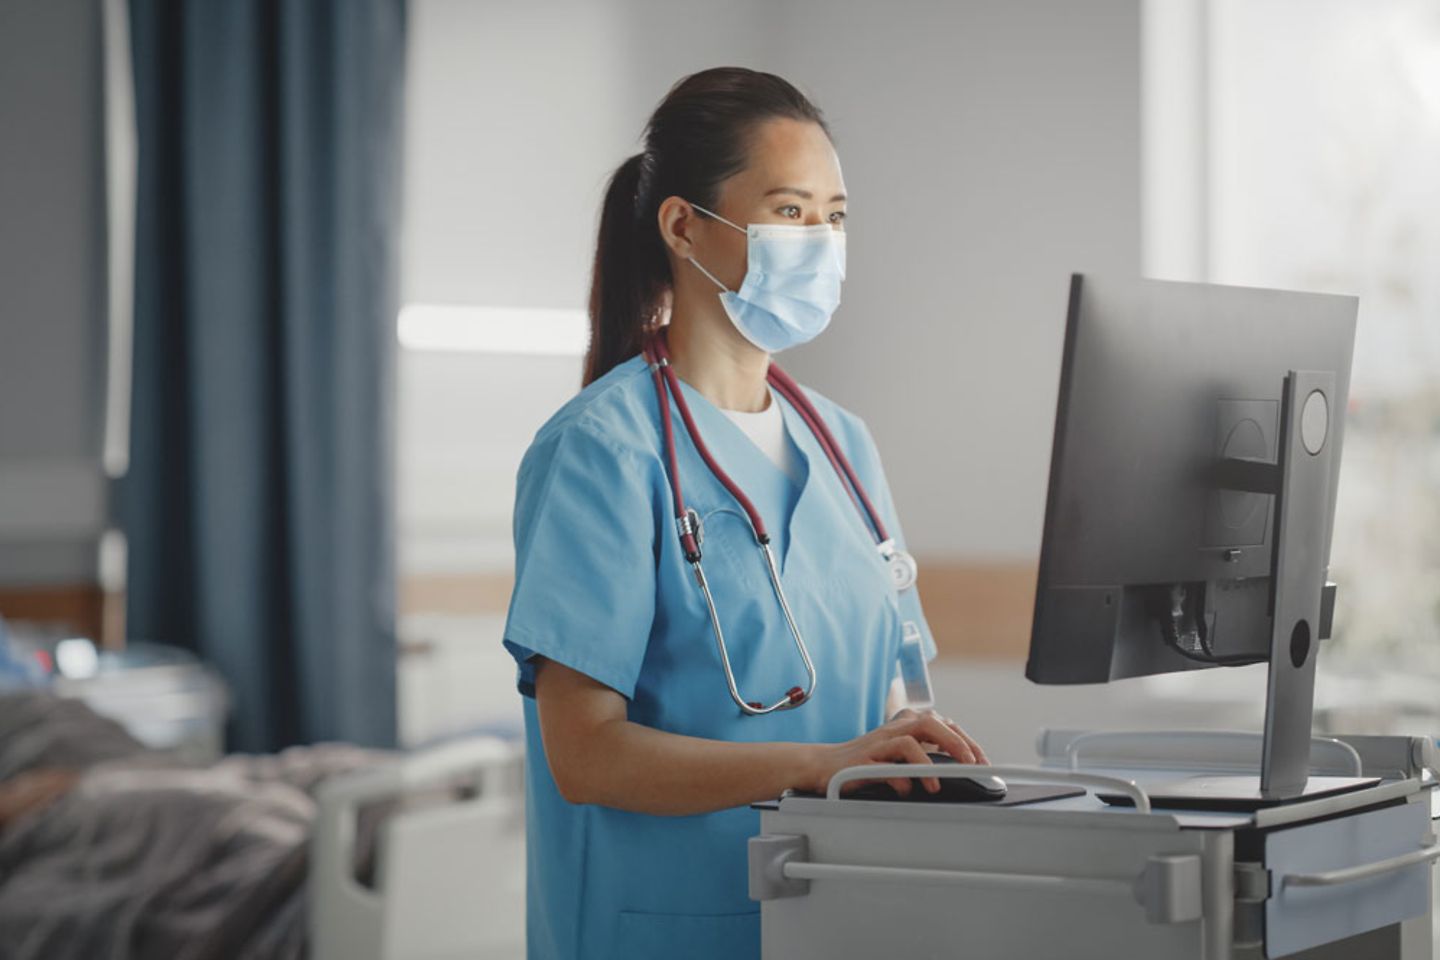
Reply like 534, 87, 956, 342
763, 186, 848, 203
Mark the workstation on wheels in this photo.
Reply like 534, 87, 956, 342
748, 273, 1438, 960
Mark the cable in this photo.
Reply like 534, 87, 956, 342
1158, 584, 1268, 667
1194, 598, 1267, 666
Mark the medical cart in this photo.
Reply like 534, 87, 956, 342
750, 730, 1439, 959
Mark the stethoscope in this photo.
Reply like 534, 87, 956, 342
641, 328, 919, 716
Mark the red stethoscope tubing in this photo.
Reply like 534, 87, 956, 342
646, 330, 768, 554
642, 327, 909, 715
643, 328, 890, 550
765, 363, 891, 545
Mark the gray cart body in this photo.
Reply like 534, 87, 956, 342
750, 732, 1439, 959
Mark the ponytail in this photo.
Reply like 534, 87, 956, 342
583, 67, 830, 386
584, 153, 665, 386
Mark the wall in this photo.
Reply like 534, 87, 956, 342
769, 1, 1141, 560
398, 0, 773, 580
398, 0, 1141, 572
0, 0, 109, 603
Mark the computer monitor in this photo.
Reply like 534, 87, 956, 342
1027, 274, 1374, 808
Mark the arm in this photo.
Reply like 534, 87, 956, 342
534, 657, 985, 816
885, 675, 906, 721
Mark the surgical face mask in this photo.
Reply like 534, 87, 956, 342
685, 202, 846, 354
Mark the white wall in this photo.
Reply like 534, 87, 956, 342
398, 0, 1142, 572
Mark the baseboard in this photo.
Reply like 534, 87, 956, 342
0, 583, 105, 645
912, 560, 1036, 660
398, 558, 1037, 661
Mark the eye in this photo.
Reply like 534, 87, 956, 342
777, 204, 803, 219
828, 210, 847, 225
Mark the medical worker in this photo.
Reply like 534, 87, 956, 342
503, 67, 987, 960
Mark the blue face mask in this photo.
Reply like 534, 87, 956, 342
685, 202, 846, 354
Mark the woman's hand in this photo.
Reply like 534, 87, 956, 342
888, 706, 989, 765
802, 709, 989, 798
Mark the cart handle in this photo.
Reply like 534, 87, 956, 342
1282, 840, 1440, 888
824, 763, 1152, 813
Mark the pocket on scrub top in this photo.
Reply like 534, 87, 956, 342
611, 909, 759, 959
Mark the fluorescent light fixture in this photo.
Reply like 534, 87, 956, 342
398, 304, 590, 356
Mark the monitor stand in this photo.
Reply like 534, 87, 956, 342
1112, 371, 1379, 812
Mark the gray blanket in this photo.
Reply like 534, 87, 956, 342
0, 692, 387, 960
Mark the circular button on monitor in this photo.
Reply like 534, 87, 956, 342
1301, 389, 1328, 455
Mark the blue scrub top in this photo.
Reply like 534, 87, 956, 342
503, 354, 937, 960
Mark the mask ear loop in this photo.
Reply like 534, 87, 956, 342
685, 200, 748, 294
686, 255, 731, 293
688, 201, 746, 234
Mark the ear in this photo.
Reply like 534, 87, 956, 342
656, 196, 698, 259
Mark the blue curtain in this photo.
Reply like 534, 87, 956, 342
124, 0, 405, 751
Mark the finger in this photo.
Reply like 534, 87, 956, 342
884, 707, 918, 729
855, 735, 915, 796
880, 744, 912, 797
942, 718, 990, 766
909, 714, 976, 764
838, 770, 906, 798
839, 764, 910, 798
949, 722, 989, 766
883, 735, 939, 793
870, 737, 922, 795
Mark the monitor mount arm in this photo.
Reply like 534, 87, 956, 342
1215, 370, 1337, 799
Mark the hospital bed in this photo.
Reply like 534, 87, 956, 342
0, 690, 525, 960
311, 735, 526, 960
750, 729, 1439, 959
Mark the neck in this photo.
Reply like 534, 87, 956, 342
666, 307, 771, 413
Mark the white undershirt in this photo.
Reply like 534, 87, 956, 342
721, 388, 800, 483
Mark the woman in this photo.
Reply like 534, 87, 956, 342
502, 67, 986, 959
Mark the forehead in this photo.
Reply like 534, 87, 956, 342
722, 117, 845, 201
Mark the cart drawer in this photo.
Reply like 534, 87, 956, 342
1264, 799, 1434, 958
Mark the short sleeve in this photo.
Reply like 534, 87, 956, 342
502, 421, 659, 699
851, 418, 940, 664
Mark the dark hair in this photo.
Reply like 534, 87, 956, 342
583, 67, 829, 385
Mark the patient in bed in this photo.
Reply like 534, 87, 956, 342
0, 692, 388, 960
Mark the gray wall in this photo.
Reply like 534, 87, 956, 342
0, 0, 109, 583
398, 0, 778, 575
773, 1, 1141, 560
400, 0, 1141, 566
401, 0, 774, 309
